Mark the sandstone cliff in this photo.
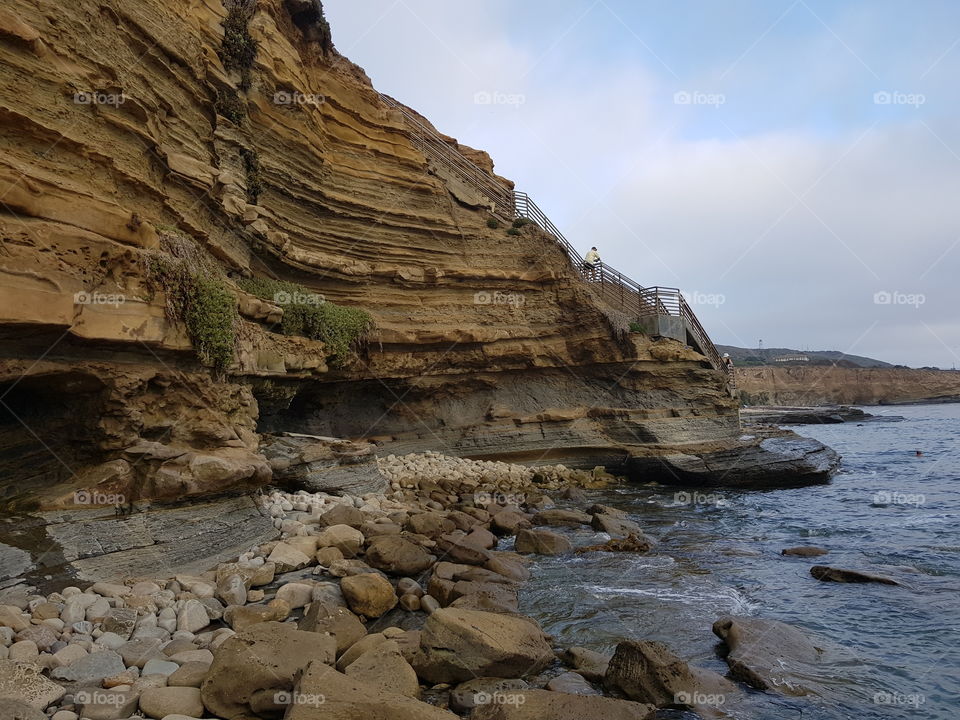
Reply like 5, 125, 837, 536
736, 367, 960, 406
1, 0, 812, 510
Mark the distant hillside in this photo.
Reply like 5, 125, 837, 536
717, 346, 894, 368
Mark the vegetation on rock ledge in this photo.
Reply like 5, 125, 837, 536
238, 276, 374, 366
144, 232, 239, 373
221, 0, 258, 90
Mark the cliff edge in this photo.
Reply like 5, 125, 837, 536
0, 0, 832, 510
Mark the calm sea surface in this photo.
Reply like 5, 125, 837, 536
520, 404, 960, 719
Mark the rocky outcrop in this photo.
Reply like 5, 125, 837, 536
737, 366, 960, 405
604, 640, 736, 712
810, 565, 900, 585
712, 616, 834, 696
0, 0, 765, 511
628, 432, 840, 488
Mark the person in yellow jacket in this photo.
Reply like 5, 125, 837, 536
583, 247, 600, 280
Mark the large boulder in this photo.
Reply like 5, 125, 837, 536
0, 660, 65, 709
412, 608, 553, 683
316, 525, 365, 558
200, 621, 336, 720
531, 509, 592, 527
138, 686, 204, 719
604, 640, 735, 710
343, 640, 420, 698
712, 616, 826, 696
471, 689, 655, 719
563, 646, 611, 682
285, 661, 456, 719
364, 536, 434, 576
298, 601, 366, 655
340, 574, 397, 618
260, 435, 387, 495
514, 528, 572, 555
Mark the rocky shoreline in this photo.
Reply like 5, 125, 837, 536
0, 452, 855, 720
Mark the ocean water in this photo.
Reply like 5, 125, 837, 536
520, 404, 960, 719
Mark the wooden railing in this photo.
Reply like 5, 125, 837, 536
382, 93, 730, 377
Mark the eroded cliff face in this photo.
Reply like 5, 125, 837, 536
0, 0, 740, 509
737, 367, 960, 406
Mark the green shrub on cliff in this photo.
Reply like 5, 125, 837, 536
144, 232, 239, 374
221, 0, 257, 90
237, 277, 373, 366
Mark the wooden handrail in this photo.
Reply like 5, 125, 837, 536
381, 93, 731, 376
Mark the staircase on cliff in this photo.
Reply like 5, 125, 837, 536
380, 94, 731, 377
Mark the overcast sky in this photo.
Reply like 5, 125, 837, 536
325, 0, 960, 368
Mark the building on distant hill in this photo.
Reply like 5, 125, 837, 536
773, 354, 810, 363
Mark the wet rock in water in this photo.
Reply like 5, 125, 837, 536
200, 621, 336, 719
490, 510, 531, 536
340, 574, 397, 618
712, 616, 826, 696
299, 601, 366, 655
287, 661, 456, 719
576, 533, 653, 554
449, 677, 529, 713
782, 546, 829, 557
0, 659, 65, 709
364, 536, 434, 576
471, 689, 655, 719
630, 433, 840, 488
412, 608, 553, 684
530, 509, 592, 527
810, 565, 900, 585
546, 671, 599, 695
604, 640, 736, 710
562, 646, 612, 682
342, 639, 420, 698
590, 513, 642, 537
514, 529, 572, 555
138, 686, 204, 719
